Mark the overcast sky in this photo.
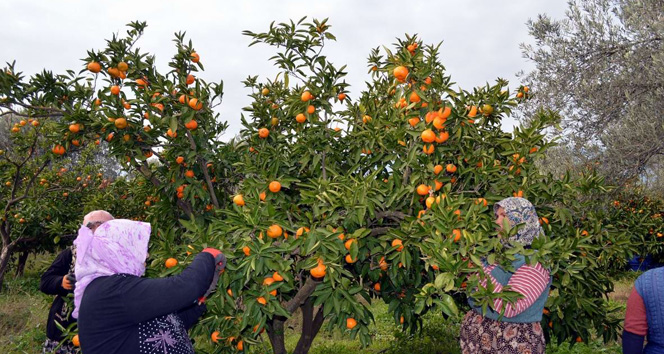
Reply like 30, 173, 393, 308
0, 1, 567, 139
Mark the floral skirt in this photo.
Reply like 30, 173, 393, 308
42, 338, 80, 354
459, 311, 545, 354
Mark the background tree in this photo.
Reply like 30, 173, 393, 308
517, 0, 664, 196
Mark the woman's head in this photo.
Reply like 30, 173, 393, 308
73, 219, 151, 318
493, 197, 544, 246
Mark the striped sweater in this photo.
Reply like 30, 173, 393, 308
480, 262, 550, 318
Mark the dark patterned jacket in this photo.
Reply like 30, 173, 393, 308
77, 253, 214, 354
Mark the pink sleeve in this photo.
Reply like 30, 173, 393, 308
483, 263, 550, 318
479, 264, 504, 292
624, 287, 648, 336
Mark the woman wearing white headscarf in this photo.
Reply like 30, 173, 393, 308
460, 197, 551, 354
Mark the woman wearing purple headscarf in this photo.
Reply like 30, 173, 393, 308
72, 219, 225, 354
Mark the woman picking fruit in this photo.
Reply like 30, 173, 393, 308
460, 197, 551, 354
72, 219, 226, 354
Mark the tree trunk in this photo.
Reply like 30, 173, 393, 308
266, 277, 323, 354
15, 251, 28, 277
266, 317, 287, 354
293, 299, 325, 354
0, 244, 13, 291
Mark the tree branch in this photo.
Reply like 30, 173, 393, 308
284, 276, 321, 314
370, 227, 391, 237
185, 130, 219, 208
374, 211, 406, 221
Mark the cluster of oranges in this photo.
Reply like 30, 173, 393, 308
11, 118, 40, 133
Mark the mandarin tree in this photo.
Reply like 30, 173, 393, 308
0, 111, 124, 288
199, 19, 642, 353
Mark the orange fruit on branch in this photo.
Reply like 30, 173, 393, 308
310, 260, 327, 278
242, 246, 251, 256
451, 229, 461, 242
165, 258, 178, 268
433, 117, 445, 130
185, 120, 198, 130
481, 104, 493, 116
273, 271, 284, 281
107, 67, 120, 78
117, 61, 128, 71
72, 334, 80, 347
435, 132, 449, 143
110, 86, 120, 95
379, 257, 388, 271
114, 118, 128, 129
186, 74, 195, 85
392, 239, 404, 252
87, 62, 101, 73
426, 196, 436, 209
185, 170, 195, 178
190, 52, 200, 63
52, 145, 66, 156
188, 98, 203, 111
344, 239, 356, 250
393, 66, 409, 81
258, 128, 269, 138
296, 227, 310, 238
416, 184, 430, 196
433, 165, 443, 175
233, 195, 245, 206
468, 106, 478, 118
301, 91, 313, 102
266, 224, 283, 238
268, 181, 281, 193
446, 164, 457, 173
421, 129, 435, 143
346, 318, 357, 329
295, 113, 306, 123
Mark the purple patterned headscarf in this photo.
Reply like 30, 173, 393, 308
72, 219, 151, 318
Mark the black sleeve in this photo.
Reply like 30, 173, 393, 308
622, 330, 645, 354
177, 303, 207, 330
123, 252, 215, 324
40, 249, 72, 296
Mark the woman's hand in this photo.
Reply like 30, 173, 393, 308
61, 274, 76, 290
199, 249, 226, 304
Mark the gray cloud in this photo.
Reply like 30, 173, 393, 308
0, 0, 567, 138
